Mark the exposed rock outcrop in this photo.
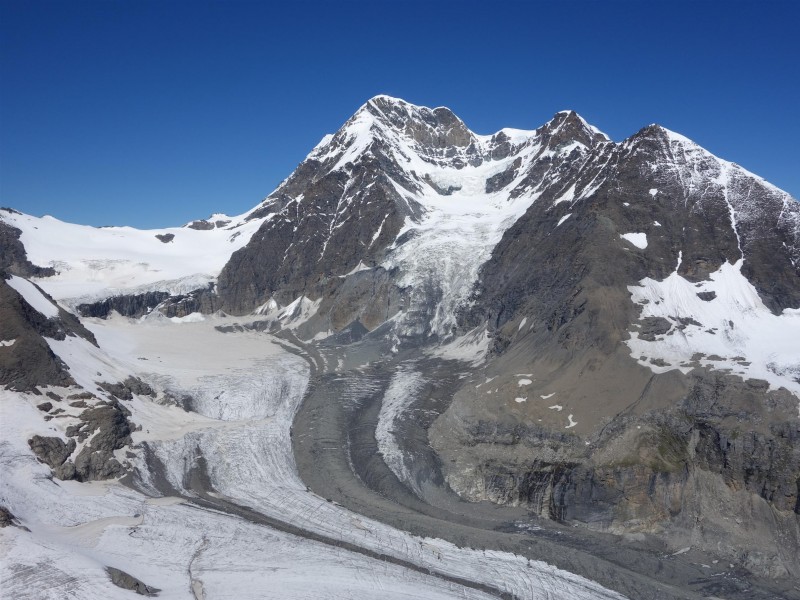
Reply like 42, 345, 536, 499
77, 291, 172, 319
29, 398, 136, 482
106, 567, 160, 596
28, 435, 76, 471
0, 279, 76, 392
98, 376, 155, 401
77, 285, 217, 319
431, 366, 800, 578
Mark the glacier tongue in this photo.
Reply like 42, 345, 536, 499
0, 314, 627, 599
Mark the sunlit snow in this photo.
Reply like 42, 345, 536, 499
627, 259, 800, 401
620, 232, 648, 249
6, 275, 60, 317
0, 210, 266, 304
556, 213, 572, 227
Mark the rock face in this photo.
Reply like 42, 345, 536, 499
97, 377, 155, 401
0, 506, 18, 528
30, 398, 136, 482
106, 567, 160, 596
431, 370, 800, 576
77, 291, 172, 319
67, 400, 135, 481
28, 435, 77, 471
0, 210, 56, 278
77, 285, 218, 319
0, 278, 77, 392
217, 98, 422, 316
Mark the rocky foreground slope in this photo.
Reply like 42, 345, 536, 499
2, 96, 799, 597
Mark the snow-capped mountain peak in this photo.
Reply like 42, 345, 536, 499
219, 101, 627, 339
538, 109, 610, 147
365, 95, 474, 148
304, 99, 610, 181
306, 95, 479, 173
3, 96, 800, 597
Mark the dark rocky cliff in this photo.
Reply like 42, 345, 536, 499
0, 276, 98, 392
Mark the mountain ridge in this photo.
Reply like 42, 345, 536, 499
2, 96, 800, 594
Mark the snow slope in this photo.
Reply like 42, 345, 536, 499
0, 209, 267, 303
627, 258, 800, 400
6, 275, 60, 317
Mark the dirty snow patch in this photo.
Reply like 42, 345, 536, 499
431, 327, 490, 365
377, 367, 426, 494
169, 312, 205, 324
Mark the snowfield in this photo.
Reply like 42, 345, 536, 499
0, 209, 267, 304
627, 258, 800, 400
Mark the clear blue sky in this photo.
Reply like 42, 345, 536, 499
1, 0, 798, 228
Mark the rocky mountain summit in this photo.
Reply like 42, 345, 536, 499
217, 97, 617, 337
2, 96, 799, 598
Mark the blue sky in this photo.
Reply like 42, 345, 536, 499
1, 0, 798, 228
